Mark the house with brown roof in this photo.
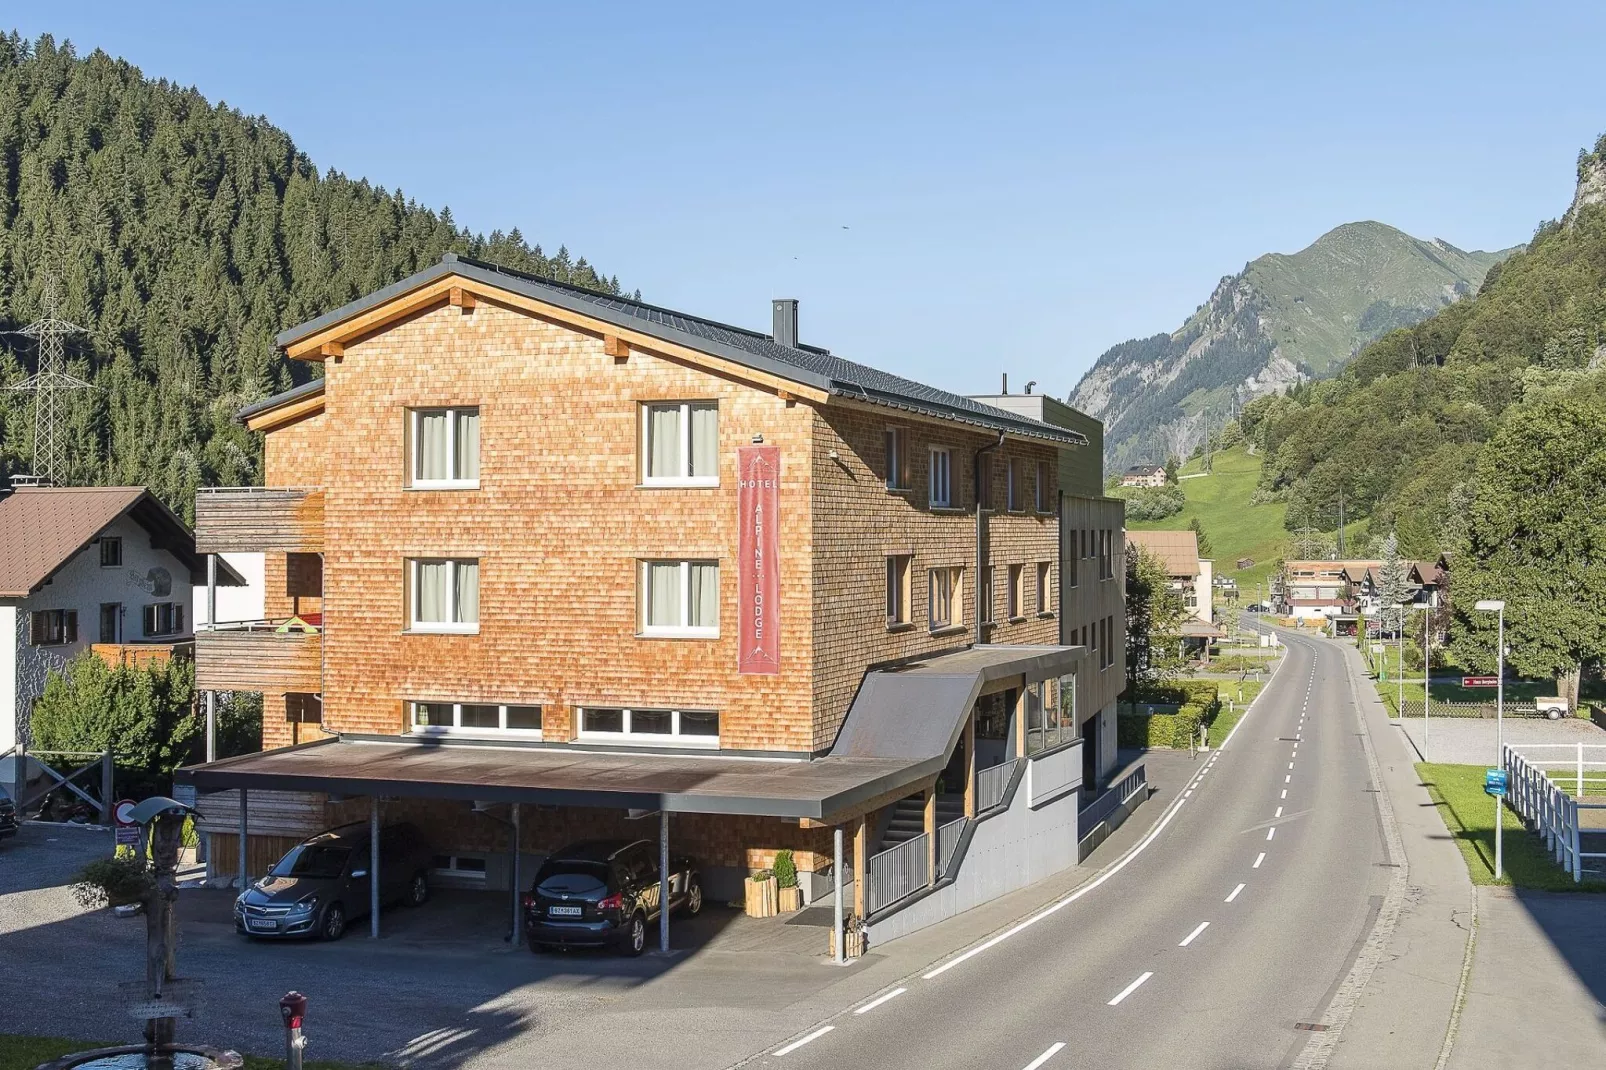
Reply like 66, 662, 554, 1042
1275, 560, 1381, 619
1125, 529, 1213, 626
0, 485, 242, 755
1120, 464, 1166, 488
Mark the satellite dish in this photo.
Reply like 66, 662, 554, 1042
147, 567, 172, 598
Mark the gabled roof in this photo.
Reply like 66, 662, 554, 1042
1124, 464, 1164, 475
238, 377, 324, 422
269, 254, 1087, 447
0, 486, 242, 598
1126, 529, 1201, 577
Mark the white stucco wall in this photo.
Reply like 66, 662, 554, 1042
193, 552, 265, 626
0, 606, 15, 754
1197, 559, 1214, 623
5, 513, 196, 751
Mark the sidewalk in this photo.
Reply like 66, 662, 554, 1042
1326, 638, 1475, 1070
1329, 636, 1606, 1069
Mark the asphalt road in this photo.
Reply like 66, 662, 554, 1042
755, 630, 1395, 1070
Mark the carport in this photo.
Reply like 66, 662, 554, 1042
177, 735, 935, 952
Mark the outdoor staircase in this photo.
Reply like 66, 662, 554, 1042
878, 792, 964, 853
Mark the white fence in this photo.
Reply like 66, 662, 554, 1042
1506, 742, 1606, 798
1502, 744, 1606, 882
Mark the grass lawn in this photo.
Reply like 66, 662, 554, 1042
1208, 679, 1265, 747
1414, 763, 1606, 892
0, 1034, 380, 1070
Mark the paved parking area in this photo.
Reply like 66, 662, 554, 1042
1397, 715, 1606, 765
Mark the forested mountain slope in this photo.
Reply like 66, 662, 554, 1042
1241, 136, 1606, 558
0, 33, 622, 518
1072, 222, 1514, 473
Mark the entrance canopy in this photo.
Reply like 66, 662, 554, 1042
177, 644, 1078, 821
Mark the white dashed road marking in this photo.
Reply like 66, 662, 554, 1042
1107, 972, 1154, 1006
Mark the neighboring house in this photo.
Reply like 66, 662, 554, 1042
1125, 529, 1213, 625
1277, 560, 1381, 619
182, 254, 1127, 944
1121, 464, 1166, 488
0, 485, 242, 754
193, 552, 266, 628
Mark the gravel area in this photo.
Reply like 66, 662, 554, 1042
1397, 716, 1606, 765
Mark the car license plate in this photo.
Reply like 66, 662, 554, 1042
548, 905, 583, 917
246, 918, 278, 933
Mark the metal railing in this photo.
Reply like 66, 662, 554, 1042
1080, 763, 1148, 831
865, 832, 930, 914
1503, 745, 1606, 882
936, 817, 966, 878
976, 759, 1019, 813
1508, 742, 1606, 798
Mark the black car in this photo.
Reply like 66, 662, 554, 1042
235, 822, 433, 940
523, 839, 702, 956
0, 786, 17, 842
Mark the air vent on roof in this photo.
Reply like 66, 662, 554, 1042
772, 299, 799, 349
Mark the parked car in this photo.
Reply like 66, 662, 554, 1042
235, 821, 433, 940
523, 839, 703, 956
0, 785, 17, 843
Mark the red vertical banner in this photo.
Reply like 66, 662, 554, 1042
737, 446, 781, 675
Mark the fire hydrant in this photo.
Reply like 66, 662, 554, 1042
280, 991, 308, 1070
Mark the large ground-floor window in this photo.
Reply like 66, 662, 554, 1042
576, 706, 719, 747
410, 701, 543, 736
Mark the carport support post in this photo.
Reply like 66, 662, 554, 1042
659, 808, 670, 953
832, 826, 844, 964
510, 803, 522, 945
852, 812, 868, 921
370, 797, 380, 939
237, 788, 248, 888
964, 715, 976, 819
923, 785, 936, 885
205, 691, 216, 765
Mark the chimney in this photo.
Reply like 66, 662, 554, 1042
772, 299, 799, 348
1001, 373, 1008, 394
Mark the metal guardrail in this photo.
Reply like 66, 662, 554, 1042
1503, 745, 1606, 882
1080, 763, 1148, 831
976, 759, 1019, 813
866, 832, 930, 914
936, 817, 966, 878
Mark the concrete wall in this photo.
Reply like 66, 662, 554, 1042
1059, 495, 1126, 729
1197, 558, 1214, 624
866, 741, 1082, 945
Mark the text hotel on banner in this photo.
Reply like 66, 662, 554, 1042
737, 446, 781, 674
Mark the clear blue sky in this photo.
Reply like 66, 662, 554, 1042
12, 2, 1605, 398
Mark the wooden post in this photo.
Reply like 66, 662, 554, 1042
964, 716, 976, 819
1015, 683, 1028, 759
924, 785, 937, 885
852, 811, 868, 920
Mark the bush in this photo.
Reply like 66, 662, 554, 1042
70, 854, 153, 909
773, 849, 797, 889
1117, 693, 1221, 750
1113, 484, 1186, 521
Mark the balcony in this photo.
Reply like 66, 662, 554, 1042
91, 641, 194, 670
195, 620, 322, 694
195, 487, 324, 554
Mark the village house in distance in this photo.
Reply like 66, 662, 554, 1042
1119, 463, 1166, 488
181, 254, 1127, 946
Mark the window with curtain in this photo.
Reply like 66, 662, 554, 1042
411, 408, 480, 486
409, 558, 480, 631
642, 402, 719, 484
928, 566, 962, 631
639, 560, 720, 636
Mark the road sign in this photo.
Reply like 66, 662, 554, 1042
1485, 768, 1508, 797
1370, 643, 1384, 653
1463, 676, 1499, 688
171, 783, 196, 809
113, 798, 141, 847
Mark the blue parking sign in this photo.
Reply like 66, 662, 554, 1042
1485, 768, 1507, 797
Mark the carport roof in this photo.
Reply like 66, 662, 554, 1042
176, 736, 933, 820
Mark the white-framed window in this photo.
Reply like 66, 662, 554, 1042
143, 602, 184, 637
1035, 460, 1050, 512
641, 401, 719, 486
1037, 562, 1052, 614
886, 555, 913, 627
638, 560, 719, 637
99, 537, 122, 567
928, 566, 962, 631
431, 854, 488, 881
929, 448, 952, 508
410, 701, 542, 735
408, 558, 480, 632
1007, 564, 1025, 619
576, 706, 720, 746
1007, 458, 1023, 511
885, 427, 911, 490
409, 407, 480, 488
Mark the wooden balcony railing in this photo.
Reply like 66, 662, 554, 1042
195, 622, 321, 694
195, 487, 324, 553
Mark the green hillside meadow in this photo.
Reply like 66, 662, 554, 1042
1127, 447, 1285, 596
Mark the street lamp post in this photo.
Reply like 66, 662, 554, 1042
1423, 606, 1431, 760
1475, 599, 1506, 880
1396, 602, 1405, 720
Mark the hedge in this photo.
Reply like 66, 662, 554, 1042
1117, 693, 1222, 749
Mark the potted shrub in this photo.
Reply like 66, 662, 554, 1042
774, 849, 802, 912
744, 868, 777, 918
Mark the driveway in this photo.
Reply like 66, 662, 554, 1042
1397, 715, 1606, 766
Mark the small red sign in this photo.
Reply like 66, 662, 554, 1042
1462, 676, 1499, 688
737, 446, 781, 675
